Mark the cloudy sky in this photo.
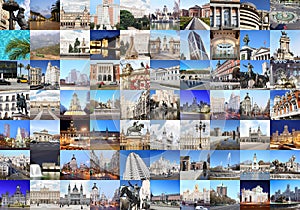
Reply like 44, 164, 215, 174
31, 180, 60, 191
121, 120, 150, 135
240, 120, 270, 137
61, 0, 90, 12
180, 120, 210, 138
30, 120, 60, 135
60, 30, 90, 42
60, 180, 90, 197
30, 90, 60, 102
30, 0, 57, 18
120, 0, 150, 14
150, 120, 180, 141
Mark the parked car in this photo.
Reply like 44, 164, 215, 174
195, 206, 207, 210
110, 81, 118, 85
17, 78, 28, 83
0, 79, 11, 85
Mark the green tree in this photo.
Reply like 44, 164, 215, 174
73, 38, 81, 53
68, 44, 73, 53
17, 63, 24, 77
90, 22, 95, 29
25, 64, 30, 83
5, 38, 30, 60
120, 10, 135, 29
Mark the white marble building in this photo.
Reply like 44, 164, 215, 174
150, 156, 179, 175
90, 183, 100, 205
182, 184, 210, 204
45, 61, 60, 86
241, 185, 268, 203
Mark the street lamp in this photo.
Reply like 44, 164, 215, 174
195, 121, 206, 149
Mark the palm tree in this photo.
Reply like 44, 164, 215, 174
25, 64, 30, 83
17, 63, 24, 77
5, 38, 30, 60
51, 0, 60, 22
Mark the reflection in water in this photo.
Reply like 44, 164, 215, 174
151, 22, 180, 30
241, 172, 269, 180
90, 49, 120, 60
216, 138, 240, 149
150, 110, 179, 120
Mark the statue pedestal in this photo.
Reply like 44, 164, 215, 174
121, 135, 143, 150
12, 113, 30, 120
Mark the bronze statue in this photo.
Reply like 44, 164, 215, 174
243, 34, 250, 46
15, 7, 29, 30
16, 93, 28, 115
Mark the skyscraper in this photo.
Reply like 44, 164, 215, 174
123, 152, 150, 180
188, 31, 209, 60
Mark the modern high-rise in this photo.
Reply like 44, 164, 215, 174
123, 152, 150, 180
96, 0, 119, 29
188, 31, 209, 60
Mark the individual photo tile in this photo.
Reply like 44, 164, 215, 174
0, 180, 30, 209
271, 120, 300, 150
150, 60, 180, 90
240, 30, 270, 60
269, 60, 300, 89
120, 90, 150, 120
60, 90, 90, 120
60, 180, 90, 209
90, 60, 120, 90
30, 149, 60, 180
180, 90, 210, 120
60, 151, 90, 180
240, 120, 270, 150
30, 120, 60, 146
30, 30, 60, 60
119, 0, 150, 30
29, 60, 60, 90
90, 150, 120, 180
150, 0, 180, 30
120, 150, 150, 180
180, 60, 210, 90
0, 90, 30, 120
209, 150, 240, 180
240, 90, 270, 120
270, 90, 300, 120
90, 90, 120, 120
210, 30, 240, 60
120, 60, 150, 90
0, 30, 30, 60
180, 30, 210, 60
150, 90, 180, 120
210, 60, 240, 90
120, 30, 150, 59
120, 120, 150, 150
240, 60, 270, 89
210, 180, 240, 209
180, 120, 210, 150
180, 180, 210, 209
150, 30, 180, 60
0, 60, 29, 90
210, 120, 240, 150
210, 0, 240, 30
90, 180, 120, 209
150, 180, 180, 209
270, 30, 300, 60
90, 0, 120, 30
150, 150, 180, 180
270, 180, 300, 208
180, 150, 210, 180
60, 30, 90, 59
60, 60, 90, 90
150, 120, 180, 150
30, 90, 60, 120
240, 0, 270, 30
270, 150, 300, 179
0, 120, 30, 149
240, 150, 270, 180
29, 0, 60, 30
60, 0, 90, 30
90, 120, 120, 150
240, 180, 270, 209
30, 180, 60, 209
210, 90, 240, 120
0, 150, 30, 180
270, 0, 300, 29
180, 0, 210, 30
90, 30, 120, 60
60, 120, 90, 150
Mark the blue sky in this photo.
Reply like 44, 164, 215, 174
90, 0, 120, 14
121, 90, 146, 103
90, 180, 119, 197
270, 180, 300, 196
210, 60, 225, 71
271, 31, 300, 57
241, 0, 270, 10
60, 60, 89, 79
92, 150, 118, 160
180, 30, 210, 59
180, 60, 210, 70
271, 120, 300, 134
210, 90, 240, 102
90, 120, 120, 131
90, 90, 120, 102
150, 30, 180, 41
0, 121, 30, 138
120, 150, 150, 180
150, 0, 177, 13
31, 180, 60, 191
150, 60, 179, 69
151, 180, 180, 195
210, 120, 240, 132
210, 150, 240, 167
180, 150, 210, 162
270, 90, 289, 107
0, 180, 30, 196
150, 150, 180, 164
17, 60, 30, 76
210, 180, 240, 200
180, 90, 210, 106
30, 0, 57, 18
240, 30, 270, 49
240, 60, 269, 74
60, 150, 90, 168
240, 150, 270, 162
60, 180, 90, 196
270, 150, 299, 163
240, 90, 269, 108
30, 90, 60, 102
30, 120, 59, 135
0, 150, 30, 157
180, 0, 209, 9
60, 90, 89, 109
240, 120, 270, 137
30, 60, 59, 74
150, 90, 180, 98
180, 180, 210, 194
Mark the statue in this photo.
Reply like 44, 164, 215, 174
281, 30, 287, 36
11, 6, 29, 30
243, 34, 250, 46
243, 62, 254, 78
16, 93, 28, 115
126, 121, 144, 136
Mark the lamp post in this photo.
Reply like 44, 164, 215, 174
195, 121, 206, 149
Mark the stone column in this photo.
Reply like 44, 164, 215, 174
221, 7, 224, 28
213, 6, 216, 28
230, 7, 233, 27
237, 7, 240, 27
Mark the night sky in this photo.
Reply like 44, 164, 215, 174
0, 180, 30, 196
271, 120, 300, 134
240, 180, 270, 194
60, 120, 90, 131
90, 30, 120, 40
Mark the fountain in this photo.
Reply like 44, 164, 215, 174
30, 164, 43, 177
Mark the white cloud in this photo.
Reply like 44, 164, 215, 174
240, 120, 270, 137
